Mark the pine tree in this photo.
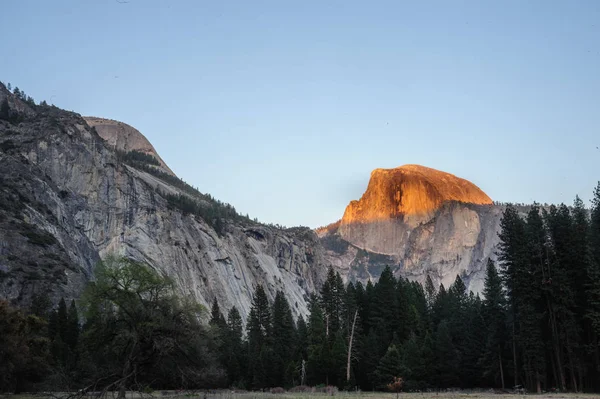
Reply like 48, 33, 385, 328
520, 205, 547, 393
57, 298, 68, 342
406, 280, 428, 335
498, 204, 527, 388
374, 344, 405, 389
307, 296, 329, 385
586, 183, 600, 388
419, 331, 435, 388
246, 285, 271, 388
448, 276, 468, 367
343, 281, 362, 387
359, 328, 380, 390
588, 183, 600, 336
331, 330, 348, 388
432, 284, 450, 326
270, 291, 296, 387
295, 315, 308, 363
395, 278, 414, 340
545, 203, 583, 390
369, 266, 399, 352
399, 332, 423, 390
320, 267, 345, 340
424, 275, 437, 330
210, 298, 226, 328
49, 298, 69, 368
224, 306, 245, 387
289, 315, 309, 386
363, 280, 375, 333
66, 300, 79, 349
591, 183, 600, 270
435, 320, 459, 388
461, 293, 485, 388
481, 259, 507, 388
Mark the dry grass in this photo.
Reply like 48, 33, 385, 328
5, 391, 600, 399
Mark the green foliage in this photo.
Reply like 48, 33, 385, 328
80, 256, 225, 391
320, 267, 345, 342
0, 300, 50, 393
117, 149, 161, 166
480, 259, 508, 388
270, 291, 296, 387
223, 306, 246, 387
5, 180, 600, 393
210, 298, 227, 328
307, 296, 329, 385
374, 344, 405, 389
118, 150, 252, 232
165, 193, 237, 236
246, 285, 272, 389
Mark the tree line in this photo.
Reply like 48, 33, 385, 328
2, 183, 600, 394
211, 265, 486, 391
209, 183, 600, 393
1, 256, 224, 394
495, 187, 600, 393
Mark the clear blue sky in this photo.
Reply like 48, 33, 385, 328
2, 0, 599, 228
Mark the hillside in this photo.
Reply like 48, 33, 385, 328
0, 83, 328, 320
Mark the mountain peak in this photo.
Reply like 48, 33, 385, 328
83, 117, 175, 176
342, 164, 492, 227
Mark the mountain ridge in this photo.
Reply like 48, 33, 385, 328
0, 81, 509, 314
0, 83, 328, 320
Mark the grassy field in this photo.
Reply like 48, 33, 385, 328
204, 392, 600, 399
5, 392, 600, 399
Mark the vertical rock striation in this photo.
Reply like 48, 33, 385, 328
0, 84, 327, 320
322, 165, 502, 293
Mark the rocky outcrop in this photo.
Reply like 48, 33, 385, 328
0, 84, 327, 320
340, 165, 492, 230
83, 117, 175, 176
0, 81, 510, 315
322, 165, 502, 293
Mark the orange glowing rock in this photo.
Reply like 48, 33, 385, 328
340, 164, 492, 228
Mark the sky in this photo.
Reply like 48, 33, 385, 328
1, 0, 599, 228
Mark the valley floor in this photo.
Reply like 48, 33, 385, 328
5, 392, 600, 399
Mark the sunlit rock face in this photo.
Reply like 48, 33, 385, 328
323, 165, 501, 294
338, 165, 493, 255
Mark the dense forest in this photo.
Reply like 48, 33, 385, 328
2, 183, 600, 394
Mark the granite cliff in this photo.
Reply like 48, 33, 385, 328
319, 165, 503, 293
0, 84, 327, 320
83, 116, 175, 176
0, 81, 508, 317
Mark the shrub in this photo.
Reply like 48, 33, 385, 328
117, 149, 161, 166
269, 387, 285, 394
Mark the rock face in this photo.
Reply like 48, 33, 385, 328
0, 81, 508, 316
83, 117, 175, 176
322, 165, 502, 293
0, 85, 327, 320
